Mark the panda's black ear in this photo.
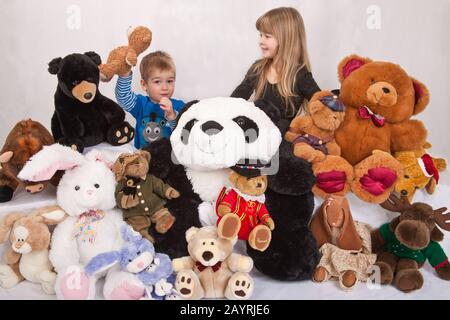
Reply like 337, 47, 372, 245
84, 51, 102, 66
254, 99, 281, 124
48, 57, 62, 75
176, 100, 199, 123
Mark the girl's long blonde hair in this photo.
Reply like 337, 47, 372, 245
252, 7, 311, 116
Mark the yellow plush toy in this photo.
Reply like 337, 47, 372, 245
394, 143, 446, 202
99, 26, 152, 82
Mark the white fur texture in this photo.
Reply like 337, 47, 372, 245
171, 97, 281, 171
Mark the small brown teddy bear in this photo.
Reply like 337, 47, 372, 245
113, 150, 180, 243
0, 206, 67, 294
99, 26, 152, 82
394, 143, 446, 202
285, 91, 345, 163
0, 119, 57, 203
216, 170, 274, 252
372, 194, 450, 292
172, 225, 254, 300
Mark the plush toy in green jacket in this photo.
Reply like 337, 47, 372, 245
372, 194, 450, 292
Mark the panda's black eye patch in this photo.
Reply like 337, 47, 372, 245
181, 118, 198, 145
233, 116, 259, 143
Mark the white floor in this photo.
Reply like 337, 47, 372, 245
0, 164, 449, 300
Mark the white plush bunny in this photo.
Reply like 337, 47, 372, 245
18, 144, 145, 300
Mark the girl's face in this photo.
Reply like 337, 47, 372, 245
259, 32, 278, 59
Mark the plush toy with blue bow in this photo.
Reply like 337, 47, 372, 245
85, 224, 176, 300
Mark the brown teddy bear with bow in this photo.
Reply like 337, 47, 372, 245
313, 54, 430, 203
99, 26, 152, 82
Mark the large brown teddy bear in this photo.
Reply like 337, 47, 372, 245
172, 225, 254, 300
313, 54, 430, 203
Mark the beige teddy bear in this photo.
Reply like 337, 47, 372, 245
99, 26, 152, 82
172, 225, 254, 300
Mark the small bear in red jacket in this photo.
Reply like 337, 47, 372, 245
216, 170, 275, 252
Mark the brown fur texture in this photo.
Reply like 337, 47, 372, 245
172, 225, 254, 300
0, 206, 67, 292
372, 194, 450, 292
113, 150, 151, 182
286, 91, 344, 163
312, 54, 430, 203
394, 144, 446, 202
99, 26, 152, 82
0, 120, 56, 202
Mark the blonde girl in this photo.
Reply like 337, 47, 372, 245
231, 7, 320, 120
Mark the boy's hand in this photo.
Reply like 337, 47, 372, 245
160, 97, 176, 121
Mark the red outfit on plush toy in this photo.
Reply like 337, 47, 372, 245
216, 187, 271, 240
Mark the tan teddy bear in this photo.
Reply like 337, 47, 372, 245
172, 225, 254, 300
0, 206, 68, 294
285, 91, 345, 164
216, 170, 275, 252
99, 26, 152, 82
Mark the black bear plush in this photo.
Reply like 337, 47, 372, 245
144, 97, 320, 281
48, 51, 134, 153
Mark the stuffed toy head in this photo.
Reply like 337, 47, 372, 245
0, 206, 67, 255
338, 54, 429, 123
186, 226, 235, 268
99, 26, 152, 82
48, 51, 101, 104
381, 194, 450, 250
0, 120, 55, 202
171, 97, 282, 174
395, 149, 446, 202
112, 150, 151, 181
310, 195, 362, 251
228, 170, 267, 196
306, 93, 345, 131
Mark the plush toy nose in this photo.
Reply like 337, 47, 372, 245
137, 262, 144, 268
14, 242, 23, 249
202, 251, 214, 261
84, 93, 93, 100
201, 121, 223, 135
86, 190, 94, 196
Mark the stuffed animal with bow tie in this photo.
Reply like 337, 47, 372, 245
285, 92, 345, 164
172, 225, 254, 300
312, 54, 430, 204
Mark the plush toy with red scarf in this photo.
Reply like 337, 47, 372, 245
216, 170, 275, 252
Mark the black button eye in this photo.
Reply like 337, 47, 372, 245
137, 251, 141, 255
128, 259, 132, 262
404, 175, 410, 179
75, 185, 80, 191
94, 184, 100, 188
202, 242, 206, 245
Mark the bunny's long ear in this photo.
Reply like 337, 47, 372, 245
85, 149, 123, 170
84, 251, 121, 276
120, 224, 142, 243
18, 144, 85, 182
0, 212, 25, 243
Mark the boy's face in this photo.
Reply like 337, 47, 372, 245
259, 32, 278, 59
141, 68, 175, 103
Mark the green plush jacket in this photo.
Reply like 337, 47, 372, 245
379, 223, 447, 267
115, 174, 171, 218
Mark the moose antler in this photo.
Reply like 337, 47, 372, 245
434, 207, 450, 231
380, 193, 411, 212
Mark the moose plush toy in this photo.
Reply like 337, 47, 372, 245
0, 119, 56, 202
216, 170, 275, 252
372, 194, 450, 292
313, 54, 430, 203
99, 26, 152, 82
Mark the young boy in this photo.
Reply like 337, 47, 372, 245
115, 51, 185, 149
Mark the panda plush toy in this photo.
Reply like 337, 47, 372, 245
143, 97, 319, 281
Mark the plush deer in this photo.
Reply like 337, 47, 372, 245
0, 206, 67, 294
373, 194, 450, 292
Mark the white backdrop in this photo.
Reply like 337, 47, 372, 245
0, 0, 449, 159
